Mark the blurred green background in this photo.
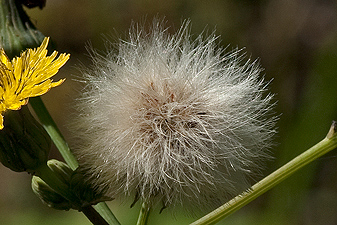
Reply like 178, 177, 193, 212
1, 0, 337, 224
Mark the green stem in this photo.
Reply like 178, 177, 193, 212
94, 202, 121, 225
190, 121, 337, 225
29, 96, 78, 170
29, 96, 121, 225
136, 201, 151, 225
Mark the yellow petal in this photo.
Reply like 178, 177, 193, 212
0, 37, 70, 129
0, 114, 4, 130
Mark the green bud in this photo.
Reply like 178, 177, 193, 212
32, 175, 72, 211
0, 105, 51, 173
32, 160, 112, 211
47, 159, 73, 185
0, 0, 45, 59
32, 159, 75, 210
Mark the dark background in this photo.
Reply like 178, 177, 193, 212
1, 0, 337, 224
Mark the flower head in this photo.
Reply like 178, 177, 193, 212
72, 21, 276, 210
0, 37, 69, 129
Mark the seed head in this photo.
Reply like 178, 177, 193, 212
71, 20, 276, 211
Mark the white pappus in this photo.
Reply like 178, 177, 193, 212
71, 20, 277, 212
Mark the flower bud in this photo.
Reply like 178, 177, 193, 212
47, 159, 73, 184
32, 160, 111, 210
0, 0, 45, 59
0, 105, 51, 172
32, 159, 75, 210
32, 175, 72, 211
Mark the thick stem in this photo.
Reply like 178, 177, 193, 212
190, 121, 337, 225
136, 201, 151, 225
81, 205, 110, 225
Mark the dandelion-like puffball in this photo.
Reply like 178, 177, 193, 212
71, 21, 276, 210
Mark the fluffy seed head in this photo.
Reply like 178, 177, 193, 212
71, 20, 276, 210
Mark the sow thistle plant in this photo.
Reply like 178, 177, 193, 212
0, 1, 337, 225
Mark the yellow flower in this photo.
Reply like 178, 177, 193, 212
0, 37, 69, 129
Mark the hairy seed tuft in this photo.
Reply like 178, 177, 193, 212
71, 20, 277, 211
